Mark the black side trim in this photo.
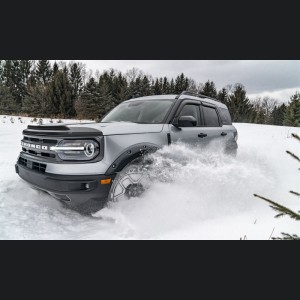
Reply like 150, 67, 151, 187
105, 143, 160, 175
167, 133, 171, 145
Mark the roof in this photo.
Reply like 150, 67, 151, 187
125, 95, 178, 102
125, 94, 227, 108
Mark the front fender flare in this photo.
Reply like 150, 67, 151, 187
105, 143, 160, 176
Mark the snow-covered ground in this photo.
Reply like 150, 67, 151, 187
0, 115, 300, 240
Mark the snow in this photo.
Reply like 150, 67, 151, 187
0, 115, 300, 240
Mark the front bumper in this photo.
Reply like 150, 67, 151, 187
15, 162, 115, 212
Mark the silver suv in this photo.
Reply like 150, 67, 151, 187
15, 92, 238, 213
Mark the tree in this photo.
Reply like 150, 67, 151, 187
68, 62, 84, 114
152, 78, 162, 95
52, 62, 59, 76
284, 92, 300, 127
0, 60, 3, 82
175, 73, 188, 94
112, 72, 128, 103
162, 77, 170, 94
36, 60, 52, 84
217, 87, 229, 104
255, 133, 300, 240
0, 83, 18, 113
75, 77, 99, 119
186, 78, 198, 94
23, 83, 50, 116
271, 103, 286, 126
226, 83, 253, 123
47, 70, 73, 117
200, 80, 217, 98
170, 79, 175, 94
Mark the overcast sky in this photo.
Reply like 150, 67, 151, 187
56, 60, 300, 101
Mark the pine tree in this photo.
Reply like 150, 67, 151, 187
255, 133, 300, 240
128, 75, 145, 98
226, 84, 253, 123
271, 103, 286, 126
217, 88, 228, 104
75, 77, 99, 119
36, 60, 52, 85
175, 73, 188, 94
68, 62, 84, 116
112, 72, 128, 103
162, 77, 170, 94
200, 80, 217, 98
23, 83, 50, 116
170, 79, 175, 94
0, 83, 18, 113
47, 70, 73, 118
153, 78, 162, 95
0, 60, 3, 82
52, 62, 59, 76
140, 75, 151, 97
284, 92, 300, 127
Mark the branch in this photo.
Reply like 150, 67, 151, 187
290, 190, 300, 197
286, 151, 300, 162
292, 133, 300, 142
254, 194, 300, 221
272, 233, 300, 240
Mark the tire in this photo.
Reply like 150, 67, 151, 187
108, 160, 151, 203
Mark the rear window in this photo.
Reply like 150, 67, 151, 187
202, 105, 220, 127
218, 107, 232, 125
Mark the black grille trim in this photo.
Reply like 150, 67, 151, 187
18, 157, 47, 174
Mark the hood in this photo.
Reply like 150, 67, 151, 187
67, 122, 164, 136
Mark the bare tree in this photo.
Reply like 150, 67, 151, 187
125, 68, 144, 83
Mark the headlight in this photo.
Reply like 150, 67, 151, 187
50, 140, 100, 161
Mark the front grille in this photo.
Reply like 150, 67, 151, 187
18, 157, 47, 173
21, 136, 58, 159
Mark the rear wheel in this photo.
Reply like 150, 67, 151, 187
109, 161, 150, 203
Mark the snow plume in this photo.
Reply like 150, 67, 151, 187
95, 142, 273, 239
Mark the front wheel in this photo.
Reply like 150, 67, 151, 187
108, 162, 151, 203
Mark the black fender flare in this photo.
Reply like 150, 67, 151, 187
105, 143, 160, 176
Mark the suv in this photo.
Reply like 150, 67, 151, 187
15, 92, 238, 213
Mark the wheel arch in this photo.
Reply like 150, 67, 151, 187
105, 143, 160, 176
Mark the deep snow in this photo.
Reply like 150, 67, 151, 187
0, 115, 300, 240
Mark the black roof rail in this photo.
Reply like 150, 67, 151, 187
175, 91, 220, 102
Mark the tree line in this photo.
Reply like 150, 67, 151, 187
0, 60, 299, 126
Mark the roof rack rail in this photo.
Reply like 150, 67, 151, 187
175, 91, 220, 102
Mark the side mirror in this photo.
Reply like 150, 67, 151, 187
173, 116, 197, 128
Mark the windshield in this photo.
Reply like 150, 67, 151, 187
102, 100, 174, 124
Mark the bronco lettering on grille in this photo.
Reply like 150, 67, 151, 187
21, 142, 48, 151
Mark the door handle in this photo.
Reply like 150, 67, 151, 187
198, 133, 207, 138
221, 132, 227, 136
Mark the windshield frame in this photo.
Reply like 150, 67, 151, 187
101, 99, 176, 124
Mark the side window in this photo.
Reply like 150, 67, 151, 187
202, 105, 220, 127
218, 107, 232, 125
179, 104, 200, 126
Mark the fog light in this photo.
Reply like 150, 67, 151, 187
85, 183, 90, 189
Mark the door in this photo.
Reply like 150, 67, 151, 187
200, 104, 229, 146
169, 101, 229, 148
169, 102, 204, 146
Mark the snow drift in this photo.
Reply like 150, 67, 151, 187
0, 116, 300, 239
